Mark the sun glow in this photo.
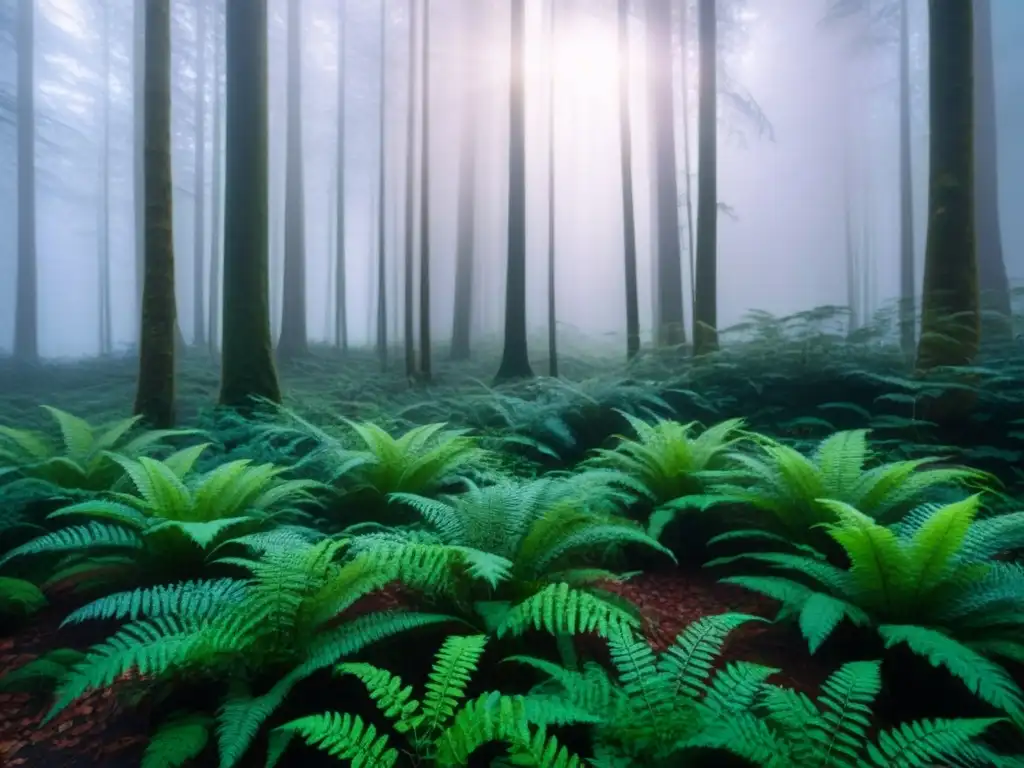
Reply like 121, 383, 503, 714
524, 12, 620, 102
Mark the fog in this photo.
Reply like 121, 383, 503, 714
1, 0, 1022, 359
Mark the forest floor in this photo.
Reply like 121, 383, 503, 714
1, 329, 1024, 766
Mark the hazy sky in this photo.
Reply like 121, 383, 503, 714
1, 0, 1022, 358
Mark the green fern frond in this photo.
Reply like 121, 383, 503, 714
496, 582, 640, 639
141, 711, 213, 768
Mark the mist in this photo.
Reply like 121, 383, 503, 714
1, 0, 1022, 360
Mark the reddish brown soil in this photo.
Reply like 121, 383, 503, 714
0, 571, 827, 767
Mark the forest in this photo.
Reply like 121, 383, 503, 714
1, 0, 1024, 765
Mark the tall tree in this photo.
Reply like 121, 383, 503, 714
97, 0, 112, 356
494, 0, 533, 381
133, 3, 145, 317
134, 0, 177, 427
450, 0, 478, 362
14, 0, 38, 363
647, 0, 685, 347
418, 0, 432, 381
219, 0, 281, 407
335, 0, 348, 353
278, 0, 309, 359
376, 2, 388, 369
403, 0, 418, 379
916, 0, 978, 372
192, 0, 207, 347
545, 0, 558, 377
897, 0, 915, 357
692, 0, 718, 354
208, 0, 223, 353
679, 0, 697, 317
617, 0, 640, 361
973, 0, 1011, 342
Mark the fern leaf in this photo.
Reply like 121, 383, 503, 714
141, 712, 212, 768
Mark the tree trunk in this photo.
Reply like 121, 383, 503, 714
418, 0, 432, 381
14, 0, 38, 363
546, 0, 557, 377
617, 0, 640, 361
897, 0, 915, 358
680, 0, 696, 313
98, 0, 112, 356
219, 0, 281, 407
403, 0, 418, 380
648, 0, 685, 347
494, 0, 533, 381
192, 0, 207, 347
916, 0, 978, 371
278, 0, 309, 359
208, 0, 223, 354
133, 2, 146, 320
973, 0, 1012, 342
335, 0, 348, 353
376, 2, 388, 369
450, 0, 477, 362
134, 0, 177, 428
692, 0, 718, 355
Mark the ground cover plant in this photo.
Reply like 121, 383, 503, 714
3, 315, 1024, 766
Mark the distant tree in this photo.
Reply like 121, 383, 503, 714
546, 0, 558, 377
403, 0, 418, 379
376, 1, 388, 369
14, 0, 38, 363
916, 0, 978, 372
97, 0, 112, 357
208, 0, 224, 354
134, 0, 177, 428
335, 0, 348, 354
192, 0, 207, 347
133, 3, 146, 314
278, 0, 308, 359
494, 0, 534, 381
692, 0, 718, 355
897, 0, 914, 357
450, 0, 478, 363
973, 0, 1012, 341
418, 0, 432, 382
647, 0, 685, 347
219, 0, 281, 408
617, 0, 640, 361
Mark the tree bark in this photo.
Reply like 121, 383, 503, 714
418, 0, 432, 381
134, 0, 177, 428
916, 0, 979, 372
897, 0, 915, 358
376, 2, 388, 369
403, 0, 418, 379
278, 0, 309, 359
208, 0, 223, 354
335, 0, 348, 353
219, 0, 282, 407
692, 0, 718, 355
494, 0, 534, 381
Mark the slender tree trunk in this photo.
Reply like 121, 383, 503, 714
134, 0, 177, 428
648, 0, 685, 347
897, 0, 915, 358
15, 0, 38, 363
376, 2, 389, 369
219, 0, 281, 407
208, 0, 223, 354
418, 0, 432, 381
680, 0, 696, 312
546, 0, 557, 377
335, 0, 348, 353
403, 0, 418, 379
450, 0, 477, 362
133, 2, 146, 322
916, 0, 978, 371
973, 0, 1011, 342
278, 0, 309, 359
494, 0, 533, 381
192, 0, 207, 347
97, 0, 112, 356
617, 0, 640, 361
692, 0, 717, 354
